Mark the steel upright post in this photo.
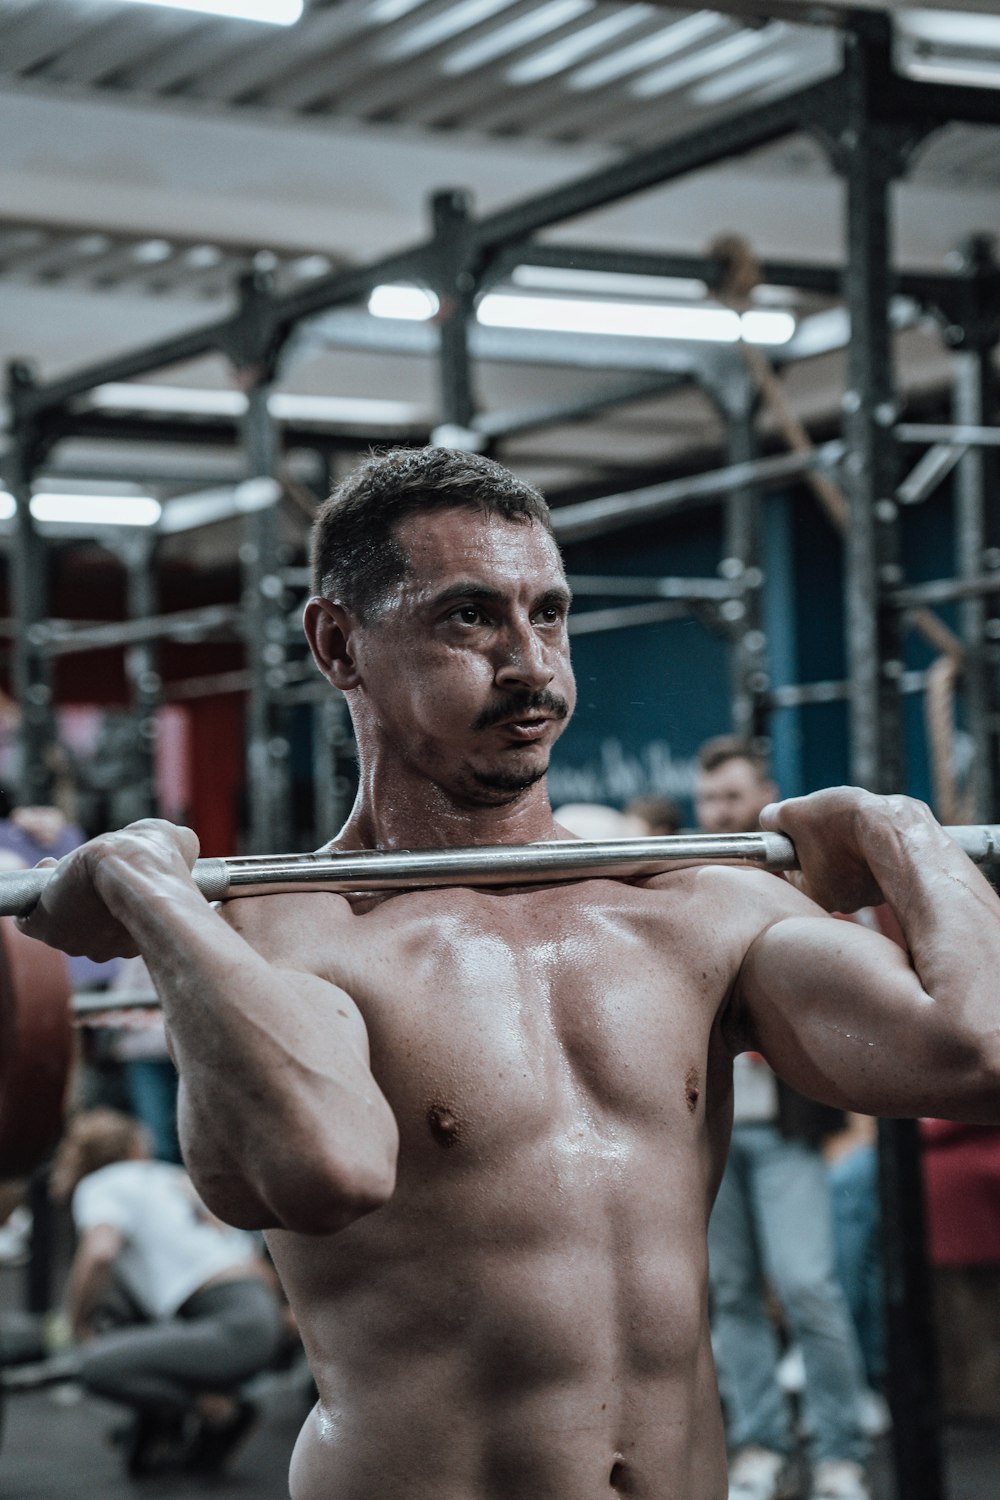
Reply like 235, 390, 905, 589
837, 18, 944, 1500
949, 237, 1000, 821
5, 364, 57, 809
719, 368, 768, 746
240, 376, 293, 854
429, 190, 479, 442
119, 532, 160, 821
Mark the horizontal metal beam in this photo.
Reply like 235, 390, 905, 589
475, 76, 841, 252
500, 240, 969, 305
34, 603, 243, 656
568, 600, 703, 635
551, 442, 845, 543
566, 574, 734, 600
897, 424, 1000, 448
475, 373, 690, 442
891, 574, 1000, 609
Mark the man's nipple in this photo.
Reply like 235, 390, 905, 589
684, 1065, 700, 1114
427, 1103, 461, 1148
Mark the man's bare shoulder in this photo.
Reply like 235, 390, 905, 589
219, 889, 354, 975
641, 863, 824, 934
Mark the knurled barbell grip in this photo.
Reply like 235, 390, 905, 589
1, 826, 998, 919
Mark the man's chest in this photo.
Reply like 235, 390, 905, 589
338, 881, 736, 1159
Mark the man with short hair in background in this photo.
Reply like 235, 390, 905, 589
697, 737, 871, 1500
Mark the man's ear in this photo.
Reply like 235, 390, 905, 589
303, 597, 362, 691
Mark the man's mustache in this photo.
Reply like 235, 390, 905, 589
473, 690, 570, 732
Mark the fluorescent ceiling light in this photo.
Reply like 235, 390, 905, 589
445, 0, 593, 75
692, 50, 794, 105
369, 284, 795, 345
368, 0, 423, 21
0, 492, 162, 526
87, 382, 427, 426
506, 5, 654, 85
368, 284, 440, 320
900, 9, 1000, 49
632, 24, 778, 99
570, 9, 725, 90
106, 0, 302, 21
902, 56, 1000, 87
383, 0, 519, 60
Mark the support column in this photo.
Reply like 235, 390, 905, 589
949, 236, 1000, 821
836, 18, 944, 1500
120, 533, 160, 822
718, 367, 769, 747
5, 364, 57, 809
429, 190, 480, 447
240, 379, 293, 854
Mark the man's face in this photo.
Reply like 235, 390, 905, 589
350, 507, 576, 807
694, 756, 776, 835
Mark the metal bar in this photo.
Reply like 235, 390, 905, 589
122, 533, 159, 822
951, 241, 1000, 820
766, 669, 929, 709
840, 31, 905, 798
474, 374, 689, 442
6, 373, 56, 808
896, 424, 1000, 448
474, 76, 840, 251
567, 601, 696, 635
6, 824, 1000, 918
566, 575, 735, 601
722, 391, 766, 744
240, 376, 293, 855
495, 240, 971, 305
551, 443, 844, 544
839, 23, 946, 1497
38, 604, 243, 656
896, 444, 966, 507
891, 574, 1000, 609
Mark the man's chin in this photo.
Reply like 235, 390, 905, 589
463, 758, 549, 807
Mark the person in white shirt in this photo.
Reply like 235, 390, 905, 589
52, 1107, 285, 1476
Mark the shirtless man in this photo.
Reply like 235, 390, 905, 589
20, 448, 1000, 1500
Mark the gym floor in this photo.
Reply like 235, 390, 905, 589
4, 1261, 1000, 1497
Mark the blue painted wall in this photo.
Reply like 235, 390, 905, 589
550, 479, 963, 815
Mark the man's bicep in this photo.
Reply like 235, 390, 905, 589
735, 914, 945, 1117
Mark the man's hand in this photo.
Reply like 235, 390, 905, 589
759, 786, 939, 914
17, 819, 200, 963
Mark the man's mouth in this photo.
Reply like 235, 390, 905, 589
498, 716, 551, 741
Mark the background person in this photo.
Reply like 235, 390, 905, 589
52, 1107, 285, 1476
696, 737, 871, 1500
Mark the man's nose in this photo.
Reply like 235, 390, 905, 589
494, 620, 554, 691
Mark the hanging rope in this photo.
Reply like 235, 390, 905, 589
708, 233, 969, 812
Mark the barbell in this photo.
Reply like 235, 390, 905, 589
2, 823, 998, 1181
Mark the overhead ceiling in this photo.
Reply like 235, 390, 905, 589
1, 0, 998, 518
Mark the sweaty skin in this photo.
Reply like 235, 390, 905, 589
19, 507, 1000, 1500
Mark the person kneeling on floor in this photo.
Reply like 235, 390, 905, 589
52, 1107, 286, 1476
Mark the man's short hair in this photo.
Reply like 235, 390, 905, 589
697, 735, 771, 780
311, 447, 555, 620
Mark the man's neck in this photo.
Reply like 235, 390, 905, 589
333, 770, 561, 852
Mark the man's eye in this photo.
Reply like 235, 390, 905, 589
536, 607, 563, 624
454, 605, 484, 625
